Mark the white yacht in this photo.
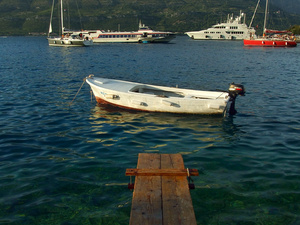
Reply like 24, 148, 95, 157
185, 11, 256, 40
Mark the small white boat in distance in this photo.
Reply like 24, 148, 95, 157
86, 76, 245, 115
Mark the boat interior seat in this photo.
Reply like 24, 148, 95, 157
129, 85, 145, 93
144, 92, 155, 95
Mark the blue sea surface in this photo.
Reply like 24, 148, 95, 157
0, 36, 300, 224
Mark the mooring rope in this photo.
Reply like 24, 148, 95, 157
69, 77, 86, 108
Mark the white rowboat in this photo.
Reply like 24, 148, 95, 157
86, 76, 245, 115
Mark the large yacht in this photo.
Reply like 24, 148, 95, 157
185, 11, 255, 40
72, 21, 175, 43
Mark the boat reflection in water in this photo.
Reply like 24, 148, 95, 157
88, 105, 242, 152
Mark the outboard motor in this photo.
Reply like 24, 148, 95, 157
228, 83, 245, 115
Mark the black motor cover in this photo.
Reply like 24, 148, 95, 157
228, 83, 245, 115
228, 83, 245, 98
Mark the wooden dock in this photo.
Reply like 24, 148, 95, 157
126, 153, 199, 225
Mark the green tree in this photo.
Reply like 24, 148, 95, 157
289, 25, 300, 34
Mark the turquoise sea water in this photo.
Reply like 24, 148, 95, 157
0, 36, 300, 224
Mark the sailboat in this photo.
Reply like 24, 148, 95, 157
47, 0, 93, 47
243, 0, 297, 47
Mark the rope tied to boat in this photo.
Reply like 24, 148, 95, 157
69, 78, 86, 108
69, 75, 94, 108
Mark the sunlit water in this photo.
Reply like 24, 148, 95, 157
0, 36, 300, 224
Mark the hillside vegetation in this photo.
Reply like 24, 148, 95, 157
0, 0, 299, 35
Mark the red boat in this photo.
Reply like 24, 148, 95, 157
243, 0, 297, 47
244, 37, 297, 47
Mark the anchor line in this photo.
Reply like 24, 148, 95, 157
69, 77, 86, 108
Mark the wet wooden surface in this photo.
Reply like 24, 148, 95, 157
127, 153, 198, 225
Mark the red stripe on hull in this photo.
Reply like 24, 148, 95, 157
95, 96, 150, 112
244, 39, 297, 47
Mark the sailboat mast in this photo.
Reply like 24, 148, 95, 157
48, 0, 55, 37
61, 0, 64, 35
263, 0, 268, 34
249, 0, 261, 28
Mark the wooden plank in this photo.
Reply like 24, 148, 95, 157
129, 153, 162, 225
126, 168, 199, 176
161, 154, 197, 225
129, 153, 197, 225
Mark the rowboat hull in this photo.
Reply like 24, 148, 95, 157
86, 77, 233, 115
